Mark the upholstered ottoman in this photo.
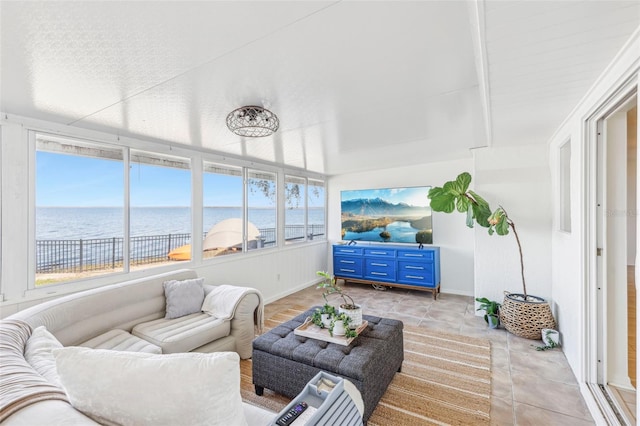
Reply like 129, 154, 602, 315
252, 308, 403, 422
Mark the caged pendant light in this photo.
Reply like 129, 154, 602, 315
226, 106, 279, 137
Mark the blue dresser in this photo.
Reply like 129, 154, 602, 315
333, 243, 441, 299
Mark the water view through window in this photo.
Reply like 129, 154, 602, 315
34, 133, 325, 287
130, 150, 192, 268
35, 135, 125, 286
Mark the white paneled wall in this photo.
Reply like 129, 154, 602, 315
473, 145, 552, 305
196, 243, 328, 304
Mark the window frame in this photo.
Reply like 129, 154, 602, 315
307, 178, 326, 242
202, 162, 245, 260
32, 132, 128, 289
27, 128, 327, 293
129, 149, 193, 269
284, 174, 308, 245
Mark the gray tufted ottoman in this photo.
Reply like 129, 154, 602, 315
252, 308, 404, 422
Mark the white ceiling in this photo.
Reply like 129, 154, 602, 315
1, 1, 639, 175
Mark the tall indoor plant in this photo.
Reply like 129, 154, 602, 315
428, 172, 556, 339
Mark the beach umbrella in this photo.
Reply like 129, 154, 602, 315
203, 218, 260, 250
168, 218, 260, 261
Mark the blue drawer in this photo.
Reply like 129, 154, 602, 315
397, 261, 435, 287
334, 256, 363, 277
397, 250, 434, 261
364, 248, 396, 258
333, 246, 364, 256
364, 258, 396, 282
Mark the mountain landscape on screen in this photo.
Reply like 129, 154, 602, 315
340, 187, 432, 244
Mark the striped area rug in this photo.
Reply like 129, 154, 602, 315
241, 306, 491, 425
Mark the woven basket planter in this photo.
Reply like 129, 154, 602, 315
500, 293, 556, 340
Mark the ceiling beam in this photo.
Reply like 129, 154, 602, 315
468, 0, 493, 148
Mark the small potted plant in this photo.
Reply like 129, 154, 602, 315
475, 297, 501, 329
541, 329, 560, 347
316, 271, 362, 327
311, 303, 336, 328
329, 312, 357, 338
533, 330, 561, 351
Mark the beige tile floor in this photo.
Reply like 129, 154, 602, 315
264, 283, 595, 425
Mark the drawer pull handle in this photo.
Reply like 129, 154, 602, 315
371, 262, 387, 267
340, 260, 355, 264
371, 272, 387, 276
341, 268, 355, 273
403, 254, 423, 257
341, 249, 355, 253
370, 251, 387, 255
406, 275, 424, 280
405, 265, 424, 270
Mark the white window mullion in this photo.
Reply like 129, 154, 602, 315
123, 147, 130, 272
27, 130, 37, 289
191, 158, 203, 263
243, 167, 249, 252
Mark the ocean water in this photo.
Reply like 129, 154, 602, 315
36, 207, 325, 240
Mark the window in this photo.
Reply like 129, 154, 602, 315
203, 163, 243, 258
247, 169, 277, 249
308, 179, 326, 240
559, 140, 571, 232
284, 175, 307, 244
32, 132, 326, 289
35, 134, 124, 286
130, 151, 191, 267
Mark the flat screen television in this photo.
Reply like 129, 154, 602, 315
340, 186, 432, 245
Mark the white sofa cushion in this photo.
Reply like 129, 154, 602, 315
53, 347, 248, 426
80, 329, 162, 354
24, 326, 63, 388
163, 278, 205, 319
132, 312, 230, 353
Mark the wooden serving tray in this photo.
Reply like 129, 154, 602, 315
294, 319, 368, 346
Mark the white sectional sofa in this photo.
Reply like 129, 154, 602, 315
0, 269, 274, 425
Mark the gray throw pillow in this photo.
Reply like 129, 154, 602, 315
163, 278, 205, 319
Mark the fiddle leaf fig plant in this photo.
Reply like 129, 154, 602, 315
428, 172, 529, 299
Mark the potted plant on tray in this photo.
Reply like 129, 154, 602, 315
329, 313, 358, 338
316, 271, 363, 328
311, 304, 336, 328
428, 172, 556, 339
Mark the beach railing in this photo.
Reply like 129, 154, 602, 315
36, 225, 325, 273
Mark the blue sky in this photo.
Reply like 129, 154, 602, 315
341, 186, 431, 207
36, 152, 274, 207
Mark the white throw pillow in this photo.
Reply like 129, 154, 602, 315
24, 326, 64, 388
53, 347, 248, 426
163, 277, 205, 319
